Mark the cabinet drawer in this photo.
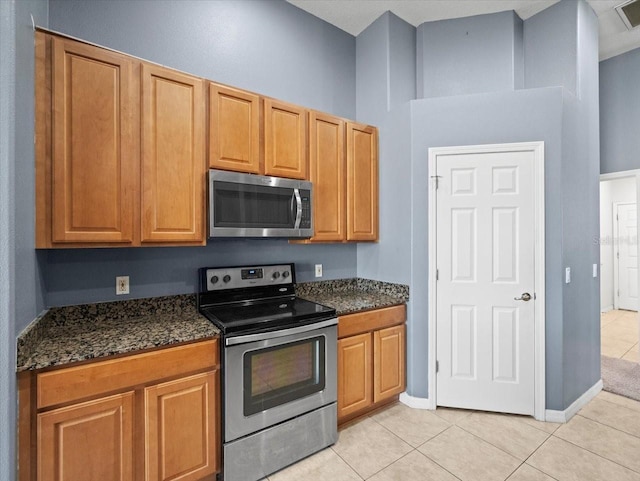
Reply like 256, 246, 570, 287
37, 339, 218, 409
338, 304, 406, 339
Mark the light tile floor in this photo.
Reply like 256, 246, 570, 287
267, 391, 640, 481
601, 309, 638, 362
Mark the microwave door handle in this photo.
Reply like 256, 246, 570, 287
293, 188, 303, 228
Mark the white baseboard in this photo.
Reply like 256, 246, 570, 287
545, 379, 602, 423
399, 392, 434, 410
601, 305, 614, 313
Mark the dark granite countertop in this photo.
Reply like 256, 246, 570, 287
17, 294, 219, 372
296, 278, 409, 316
17, 278, 407, 372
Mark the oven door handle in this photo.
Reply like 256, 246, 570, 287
225, 317, 338, 346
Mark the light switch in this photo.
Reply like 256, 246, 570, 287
565, 267, 571, 284
593, 264, 598, 278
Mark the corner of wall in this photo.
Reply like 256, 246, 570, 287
0, 0, 18, 477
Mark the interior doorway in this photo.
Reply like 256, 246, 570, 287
428, 141, 546, 420
599, 171, 640, 364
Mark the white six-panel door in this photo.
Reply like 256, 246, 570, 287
616, 203, 638, 311
436, 149, 536, 415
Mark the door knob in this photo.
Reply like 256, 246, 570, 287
514, 293, 532, 301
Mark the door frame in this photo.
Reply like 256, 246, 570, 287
613, 201, 637, 310
600, 170, 640, 315
427, 141, 546, 420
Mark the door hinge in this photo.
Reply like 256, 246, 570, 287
436, 360, 439, 373
436, 269, 439, 281
430, 175, 441, 189
617, 251, 620, 259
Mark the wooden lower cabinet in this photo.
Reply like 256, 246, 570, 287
37, 392, 135, 481
145, 371, 219, 481
337, 306, 406, 424
374, 325, 406, 403
337, 333, 372, 419
21, 340, 220, 481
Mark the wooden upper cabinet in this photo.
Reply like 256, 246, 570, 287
309, 112, 346, 242
50, 37, 136, 244
347, 122, 378, 241
145, 371, 219, 481
141, 64, 205, 244
209, 83, 261, 174
264, 98, 308, 179
373, 324, 406, 403
37, 392, 134, 481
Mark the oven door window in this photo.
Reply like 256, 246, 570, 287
213, 181, 294, 229
243, 336, 325, 416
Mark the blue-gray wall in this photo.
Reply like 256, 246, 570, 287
417, 11, 523, 98
44, 242, 356, 306
355, 1, 600, 410
600, 46, 640, 174
1, 1, 48, 480
0, 2, 17, 478
355, 11, 415, 284
49, 0, 355, 118
409, 88, 564, 402
524, 0, 601, 409
44, 0, 358, 307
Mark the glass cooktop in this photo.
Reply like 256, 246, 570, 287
200, 297, 336, 335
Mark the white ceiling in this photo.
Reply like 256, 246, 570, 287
287, 0, 640, 61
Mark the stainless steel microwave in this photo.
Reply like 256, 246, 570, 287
209, 169, 313, 238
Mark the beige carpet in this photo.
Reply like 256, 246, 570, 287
601, 355, 640, 402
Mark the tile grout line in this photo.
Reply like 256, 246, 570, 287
516, 433, 561, 481
578, 401, 640, 438
414, 426, 469, 481
328, 445, 366, 480
368, 408, 452, 448
619, 342, 639, 358
550, 430, 640, 475
453, 418, 550, 464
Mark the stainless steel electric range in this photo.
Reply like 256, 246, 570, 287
197, 263, 338, 481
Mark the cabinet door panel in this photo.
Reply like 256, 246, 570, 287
37, 392, 134, 481
347, 123, 378, 241
51, 37, 135, 244
141, 64, 205, 243
338, 333, 372, 421
209, 83, 260, 173
374, 325, 406, 403
309, 112, 345, 241
264, 99, 307, 179
145, 371, 219, 481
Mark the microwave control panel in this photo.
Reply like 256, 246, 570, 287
300, 190, 311, 228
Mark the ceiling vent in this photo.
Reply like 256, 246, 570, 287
616, 0, 640, 30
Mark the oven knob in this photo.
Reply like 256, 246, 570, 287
210, 275, 219, 284
223, 275, 231, 283
282, 271, 290, 278
272, 272, 281, 279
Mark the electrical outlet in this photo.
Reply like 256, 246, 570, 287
116, 276, 130, 295
565, 267, 571, 284
593, 263, 598, 278
315, 264, 323, 278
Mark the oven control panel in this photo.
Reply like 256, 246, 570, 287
205, 264, 293, 291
